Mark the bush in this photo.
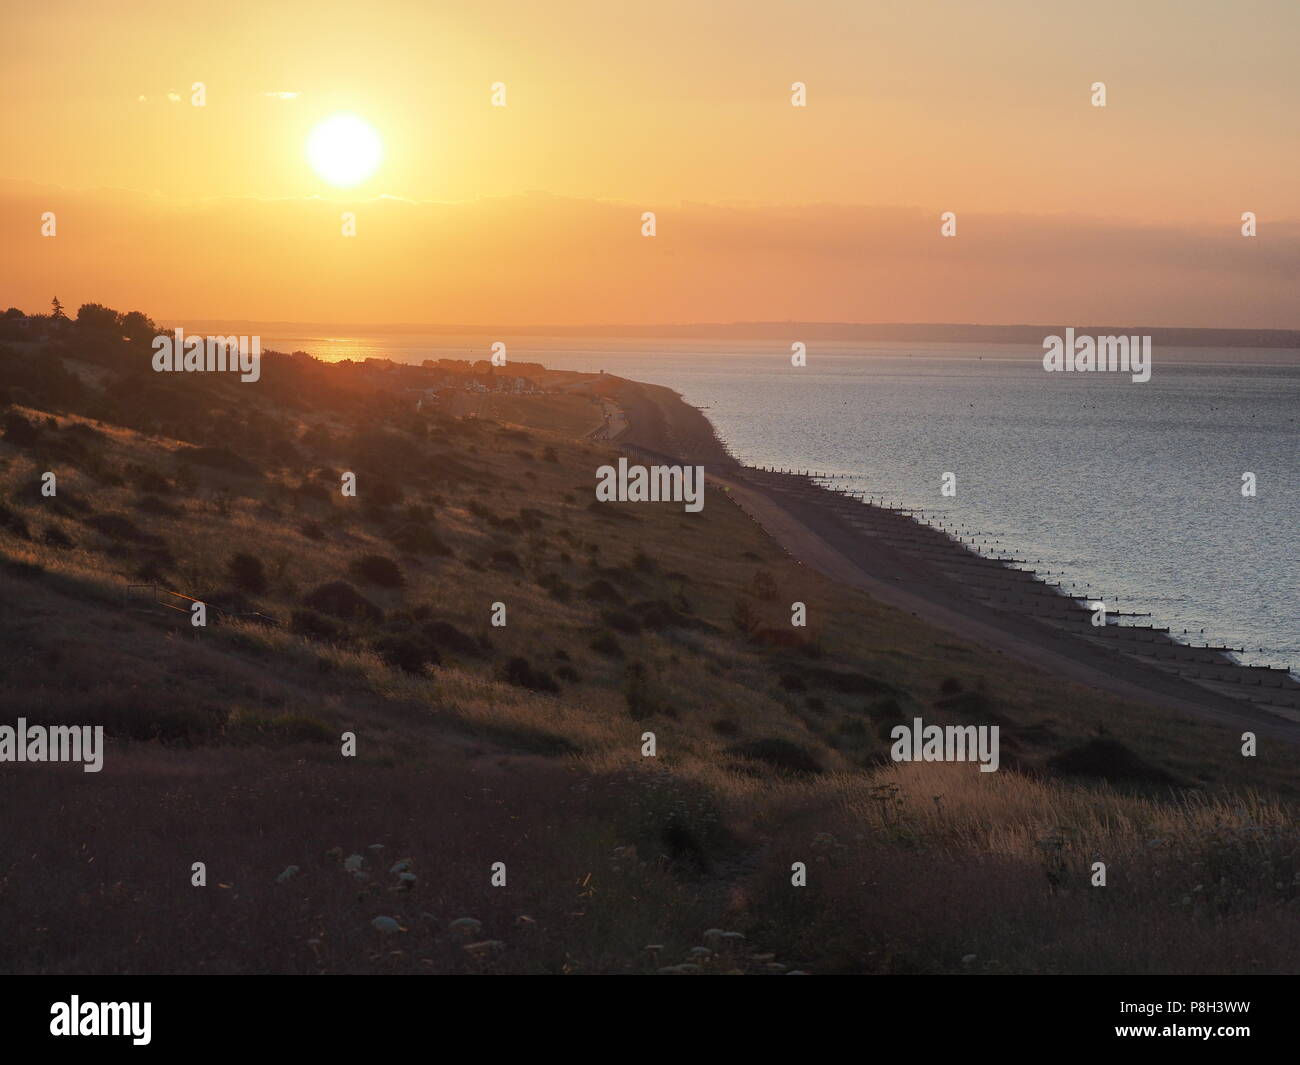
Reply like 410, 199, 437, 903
2, 412, 39, 446
42, 525, 72, 548
630, 599, 698, 631
388, 523, 452, 556
228, 552, 268, 594
374, 634, 440, 674
347, 554, 404, 588
0, 503, 31, 539
298, 520, 326, 541
86, 512, 163, 546
1048, 738, 1182, 787
538, 572, 571, 601
601, 610, 642, 635
295, 481, 331, 504
583, 579, 624, 605
727, 737, 823, 776
501, 656, 559, 693
622, 661, 662, 720
302, 581, 382, 622
130, 467, 173, 495
751, 569, 780, 601
590, 632, 623, 658
132, 489, 179, 518
422, 620, 483, 658
489, 549, 521, 571
779, 672, 807, 692
290, 608, 343, 641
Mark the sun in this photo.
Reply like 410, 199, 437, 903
306, 113, 383, 187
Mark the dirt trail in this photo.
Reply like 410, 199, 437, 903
715, 471, 1300, 742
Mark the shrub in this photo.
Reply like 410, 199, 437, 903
228, 552, 268, 594
421, 620, 483, 658
86, 512, 163, 546
589, 632, 623, 658
42, 525, 72, 548
388, 523, 451, 556
726, 737, 823, 776
489, 549, 521, 570
622, 661, 667, 719
1048, 738, 1182, 787
2, 412, 39, 446
630, 599, 695, 631
290, 608, 343, 641
134, 494, 182, 518
347, 554, 404, 588
601, 610, 642, 635
130, 467, 173, 495
538, 573, 571, 601
731, 598, 761, 636
798, 666, 898, 696
183, 446, 261, 478
0, 503, 31, 539
583, 579, 624, 605
298, 520, 326, 541
501, 656, 559, 693
302, 581, 382, 622
295, 480, 331, 503
751, 569, 780, 601
374, 633, 440, 674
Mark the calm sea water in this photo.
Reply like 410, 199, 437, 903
266, 333, 1300, 673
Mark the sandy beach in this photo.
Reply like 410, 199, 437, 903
612, 375, 1300, 742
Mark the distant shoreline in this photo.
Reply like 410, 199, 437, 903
191, 321, 1300, 350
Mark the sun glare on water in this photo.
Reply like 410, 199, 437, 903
306, 113, 383, 187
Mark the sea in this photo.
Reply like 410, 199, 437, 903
263, 333, 1300, 675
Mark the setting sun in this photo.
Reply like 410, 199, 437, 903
306, 112, 383, 187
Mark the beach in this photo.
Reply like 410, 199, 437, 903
612, 374, 1300, 741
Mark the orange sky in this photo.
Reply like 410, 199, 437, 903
4, 0, 1299, 327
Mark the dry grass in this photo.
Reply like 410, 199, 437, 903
1, 336, 1297, 973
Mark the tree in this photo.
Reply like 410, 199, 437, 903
50, 296, 67, 320
119, 310, 156, 341
2, 307, 23, 319
76, 303, 120, 330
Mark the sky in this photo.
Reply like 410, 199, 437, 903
3, 0, 1298, 327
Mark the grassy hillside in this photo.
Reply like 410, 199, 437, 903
0, 322, 1296, 973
